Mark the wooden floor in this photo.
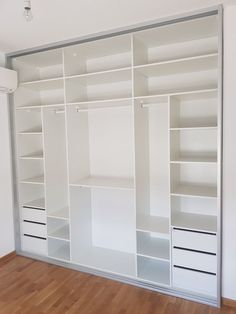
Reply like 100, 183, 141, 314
0, 255, 235, 314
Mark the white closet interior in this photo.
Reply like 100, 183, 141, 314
11, 12, 221, 305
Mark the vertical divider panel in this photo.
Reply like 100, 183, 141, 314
168, 95, 172, 286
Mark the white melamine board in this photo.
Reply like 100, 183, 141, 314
91, 188, 135, 253
64, 34, 131, 76
71, 176, 134, 190
19, 151, 43, 159
170, 156, 217, 163
137, 256, 170, 285
17, 134, 43, 157
48, 238, 70, 261
43, 107, 69, 215
48, 224, 70, 241
20, 175, 44, 185
137, 231, 170, 260
18, 159, 44, 182
171, 184, 217, 198
47, 207, 69, 220
172, 212, 217, 233
15, 110, 42, 133
22, 198, 45, 209
69, 97, 132, 107
137, 215, 169, 237
12, 49, 63, 83
18, 184, 45, 206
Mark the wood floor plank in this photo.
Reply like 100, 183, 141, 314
0, 256, 236, 314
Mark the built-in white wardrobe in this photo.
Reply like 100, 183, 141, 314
10, 8, 222, 307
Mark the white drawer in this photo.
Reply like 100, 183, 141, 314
22, 221, 47, 238
22, 207, 46, 223
172, 228, 217, 254
22, 235, 47, 256
173, 248, 217, 273
173, 266, 217, 297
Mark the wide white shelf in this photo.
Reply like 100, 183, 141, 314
19, 77, 64, 90
137, 215, 169, 238
172, 212, 217, 233
170, 156, 217, 164
70, 176, 134, 190
67, 97, 132, 107
65, 66, 132, 80
48, 224, 70, 241
137, 256, 170, 286
20, 76, 64, 87
48, 243, 70, 261
137, 232, 170, 261
16, 103, 65, 111
134, 53, 218, 77
73, 246, 136, 277
19, 151, 44, 160
171, 184, 217, 198
22, 198, 45, 209
47, 207, 69, 220
20, 176, 44, 185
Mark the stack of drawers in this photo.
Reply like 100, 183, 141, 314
21, 205, 47, 256
172, 228, 217, 297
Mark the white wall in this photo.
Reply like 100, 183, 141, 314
0, 53, 15, 257
222, 3, 236, 301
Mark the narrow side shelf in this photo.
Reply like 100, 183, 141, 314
137, 215, 169, 238
20, 176, 44, 185
171, 185, 217, 198
48, 224, 70, 241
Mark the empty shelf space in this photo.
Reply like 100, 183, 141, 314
170, 156, 217, 164
47, 207, 69, 220
137, 256, 170, 286
172, 212, 217, 233
19, 152, 44, 160
137, 215, 169, 238
48, 224, 70, 241
70, 176, 134, 190
134, 53, 218, 76
20, 176, 44, 185
22, 198, 45, 210
48, 242, 70, 261
137, 231, 170, 261
171, 185, 217, 198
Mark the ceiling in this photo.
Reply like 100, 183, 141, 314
0, 0, 228, 54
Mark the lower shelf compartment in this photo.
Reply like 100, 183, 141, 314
137, 256, 170, 286
48, 238, 70, 261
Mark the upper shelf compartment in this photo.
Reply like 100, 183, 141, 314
133, 15, 218, 66
12, 49, 63, 84
64, 34, 132, 77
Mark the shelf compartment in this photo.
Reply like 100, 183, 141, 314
22, 198, 45, 210
172, 212, 217, 233
17, 134, 43, 160
64, 34, 131, 76
12, 49, 63, 83
48, 238, 70, 261
48, 224, 70, 241
137, 256, 170, 285
20, 176, 44, 185
171, 184, 217, 198
137, 215, 169, 238
65, 68, 132, 103
47, 207, 69, 220
70, 176, 134, 190
137, 231, 170, 261
133, 15, 218, 66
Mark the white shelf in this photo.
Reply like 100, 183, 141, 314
20, 76, 64, 87
137, 232, 170, 261
134, 54, 218, 77
19, 152, 44, 160
172, 212, 217, 233
137, 215, 169, 238
67, 97, 132, 107
18, 128, 42, 135
20, 176, 44, 185
19, 78, 64, 90
170, 156, 217, 164
22, 198, 45, 210
48, 243, 70, 261
48, 224, 70, 241
16, 103, 65, 110
70, 176, 134, 190
170, 126, 217, 131
47, 207, 69, 220
171, 184, 217, 198
137, 256, 170, 286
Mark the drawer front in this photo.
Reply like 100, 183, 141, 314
173, 266, 217, 297
22, 221, 47, 238
22, 207, 46, 223
22, 235, 47, 256
173, 248, 217, 273
172, 228, 217, 253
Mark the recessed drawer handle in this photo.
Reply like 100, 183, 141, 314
173, 227, 216, 236
23, 234, 46, 240
173, 265, 216, 276
173, 246, 216, 256
23, 219, 46, 226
